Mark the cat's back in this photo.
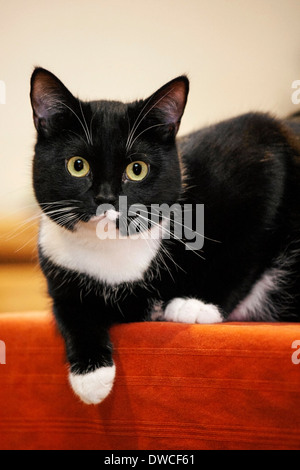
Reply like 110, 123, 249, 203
178, 111, 300, 238
178, 112, 298, 164
179, 112, 300, 193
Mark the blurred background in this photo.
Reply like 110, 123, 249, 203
0, 0, 300, 312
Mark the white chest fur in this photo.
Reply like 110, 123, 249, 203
39, 215, 162, 286
227, 267, 285, 321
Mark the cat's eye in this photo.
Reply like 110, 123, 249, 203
67, 157, 90, 178
125, 161, 149, 182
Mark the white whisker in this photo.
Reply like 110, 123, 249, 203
138, 207, 220, 245
129, 216, 180, 280
126, 88, 174, 152
128, 123, 166, 150
89, 108, 99, 146
126, 97, 152, 150
79, 100, 93, 145
55, 99, 91, 145
68, 129, 90, 147
136, 212, 206, 261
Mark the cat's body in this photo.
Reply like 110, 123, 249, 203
30, 68, 300, 404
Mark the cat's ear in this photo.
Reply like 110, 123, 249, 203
30, 67, 77, 136
144, 76, 189, 140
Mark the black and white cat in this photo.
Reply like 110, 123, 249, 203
30, 68, 300, 405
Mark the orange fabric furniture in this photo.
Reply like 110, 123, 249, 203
0, 311, 300, 450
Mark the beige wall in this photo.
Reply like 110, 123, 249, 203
1, 0, 300, 215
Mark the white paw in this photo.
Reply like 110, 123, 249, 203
69, 364, 116, 405
164, 298, 223, 324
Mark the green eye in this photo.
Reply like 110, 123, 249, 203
67, 157, 90, 178
126, 161, 149, 182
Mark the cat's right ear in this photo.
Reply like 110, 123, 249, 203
30, 67, 77, 136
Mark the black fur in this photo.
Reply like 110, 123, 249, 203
31, 68, 300, 379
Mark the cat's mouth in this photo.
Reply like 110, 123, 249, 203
85, 208, 165, 240
89, 209, 120, 224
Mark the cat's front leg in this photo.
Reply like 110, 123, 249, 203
53, 301, 115, 405
153, 298, 224, 324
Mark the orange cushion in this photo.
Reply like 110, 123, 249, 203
0, 311, 300, 450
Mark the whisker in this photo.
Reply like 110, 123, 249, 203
55, 99, 91, 145
68, 129, 90, 147
51, 212, 81, 227
126, 88, 175, 152
126, 110, 131, 147
128, 123, 166, 150
126, 97, 153, 150
3, 201, 83, 242
39, 199, 82, 207
126, 152, 147, 162
89, 108, 99, 146
14, 233, 40, 254
44, 207, 79, 215
136, 212, 206, 261
79, 100, 93, 145
129, 216, 181, 279
138, 207, 221, 244
3, 217, 41, 241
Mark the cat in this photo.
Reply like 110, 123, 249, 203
30, 68, 300, 405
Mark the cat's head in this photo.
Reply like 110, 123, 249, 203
30, 68, 189, 233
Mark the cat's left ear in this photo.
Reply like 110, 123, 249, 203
144, 76, 189, 140
30, 67, 78, 136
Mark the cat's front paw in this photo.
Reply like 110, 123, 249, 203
69, 364, 116, 405
164, 298, 223, 324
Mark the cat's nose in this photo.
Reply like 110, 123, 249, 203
94, 194, 116, 206
94, 190, 116, 207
